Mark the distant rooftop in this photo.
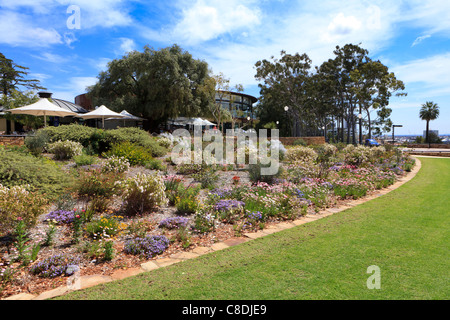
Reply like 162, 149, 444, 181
38, 91, 88, 114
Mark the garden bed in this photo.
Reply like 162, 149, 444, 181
0, 139, 416, 299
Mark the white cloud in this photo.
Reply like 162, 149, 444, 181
118, 38, 136, 54
169, 0, 261, 45
327, 13, 362, 36
0, 10, 62, 47
32, 52, 68, 64
392, 53, 450, 97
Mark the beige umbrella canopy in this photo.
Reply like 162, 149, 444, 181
79, 105, 125, 128
8, 98, 79, 127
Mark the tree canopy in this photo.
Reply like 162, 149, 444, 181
87, 45, 215, 131
254, 44, 406, 142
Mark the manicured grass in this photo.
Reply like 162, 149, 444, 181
57, 157, 449, 300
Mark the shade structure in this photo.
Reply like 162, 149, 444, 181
105, 110, 145, 126
7, 98, 79, 126
169, 117, 216, 126
79, 105, 125, 128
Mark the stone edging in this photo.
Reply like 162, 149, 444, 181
3, 157, 422, 300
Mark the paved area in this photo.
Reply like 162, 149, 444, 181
3, 157, 422, 300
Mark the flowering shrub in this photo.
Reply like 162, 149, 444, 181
285, 146, 318, 164
84, 215, 127, 240
45, 210, 75, 225
47, 140, 83, 160
102, 156, 130, 173
30, 254, 80, 278
316, 144, 338, 164
116, 173, 168, 215
341, 145, 370, 166
0, 184, 47, 235
164, 174, 184, 205
213, 199, 245, 224
192, 207, 216, 233
124, 235, 170, 259
156, 137, 173, 149
159, 217, 190, 230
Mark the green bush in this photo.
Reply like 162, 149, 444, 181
74, 168, 121, 200
103, 127, 168, 157
24, 131, 50, 156
0, 146, 74, 200
47, 140, 83, 160
0, 185, 47, 235
248, 160, 282, 184
73, 154, 97, 167
40, 125, 167, 157
103, 141, 154, 166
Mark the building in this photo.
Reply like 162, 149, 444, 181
0, 91, 88, 134
215, 90, 258, 130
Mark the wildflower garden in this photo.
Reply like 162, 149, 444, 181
0, 125, 415, 298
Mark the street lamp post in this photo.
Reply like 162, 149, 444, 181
358, 113, 363, 144
392, 125, 403, 144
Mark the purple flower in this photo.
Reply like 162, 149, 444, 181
159, 217, 189, 230
214, 200, 245, 212
124, 235, 170, 259
45, 210, 76, 224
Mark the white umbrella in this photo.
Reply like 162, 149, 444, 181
106, 110, 145, 126
8, 98, 79, 127
79, 105, 125, 128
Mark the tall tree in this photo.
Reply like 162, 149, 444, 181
350, 60, 406, 139
0, 53, 45, 133
419, 101, 440, 144
87, 45, 215, 132
255, 51, 312, 137
0, 53, 45, 97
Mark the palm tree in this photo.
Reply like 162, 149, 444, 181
419, 101, 440, 145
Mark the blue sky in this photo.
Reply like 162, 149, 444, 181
1, 0, 449, 135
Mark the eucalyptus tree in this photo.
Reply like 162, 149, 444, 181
255, 51, 312, 137
87, 44, 215, 132
350, 60, 406, 139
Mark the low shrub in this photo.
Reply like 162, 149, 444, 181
0, 146, 73, 200
159, 217, 190, 230
175, 185, 200, 215
73, 154, 97, 167
248, 160, 282, 184
341, 145, 370, 166
192, 208, 216, 233
74, 169, 120, 200
214, 199, 245, 224
115, 173, 168, 216
29, 254, 80, 278
24, 130, 50, 156
103, 141, 153, 166
101, 156, 130, 174
47, 140, 83, 160
0, 185, 47, 235
124, 235, 170, 259
84, 215, 127, 240
285, 146, 318, 163
45, 210, 75, 225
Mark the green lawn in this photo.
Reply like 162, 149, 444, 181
57, 157, 449, 300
